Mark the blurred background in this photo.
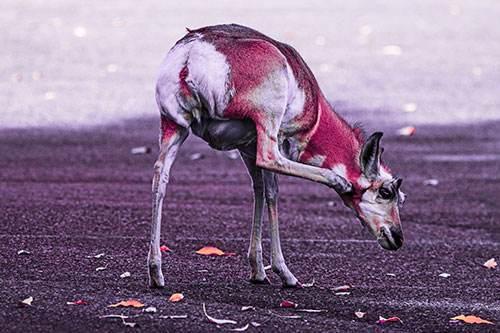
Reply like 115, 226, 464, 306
1, 0, 499, 128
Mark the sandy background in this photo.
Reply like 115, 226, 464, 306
2, 0, 500, 128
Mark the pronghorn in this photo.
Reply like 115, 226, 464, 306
149, 24, 405, 288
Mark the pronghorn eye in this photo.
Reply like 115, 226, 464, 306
379, 188, 392, 200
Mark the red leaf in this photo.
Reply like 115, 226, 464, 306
160, 245, 170, 252
483, 258, 497, 269
196, 246, 235, 256
376, 316, 402, 324
280, 301, 298, 308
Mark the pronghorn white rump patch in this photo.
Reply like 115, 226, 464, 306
155, 36, 232, 125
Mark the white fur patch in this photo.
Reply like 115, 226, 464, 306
357, 174, 371, 189
248, 67, 288, 133
155, 36, 232, 126
331, 164, 348, 180
306, 155, 326, 167
281, 65, 306, 131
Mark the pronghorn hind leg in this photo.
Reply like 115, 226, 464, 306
263, 170, 300, 288
239, 151, 269, 284
148, 115, 189, 288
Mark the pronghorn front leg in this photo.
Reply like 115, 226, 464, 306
255, 127, 351, 192
149, 115, 188, 288
263, 171, 300, 287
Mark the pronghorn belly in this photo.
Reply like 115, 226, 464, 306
191, 117, 257, 151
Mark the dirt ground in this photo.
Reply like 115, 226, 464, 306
0, 117, 499, 332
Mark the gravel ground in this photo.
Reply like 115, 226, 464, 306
0, 118, 499, 332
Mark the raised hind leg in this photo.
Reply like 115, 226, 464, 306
148, 115, 188, 288
240, 151, 269, 284
263, 170, 300, 287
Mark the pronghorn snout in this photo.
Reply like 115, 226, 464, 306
378, 226, 403, 251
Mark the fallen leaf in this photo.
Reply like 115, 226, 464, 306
196, 246, 235, 256
87, 253, 105, 259
159, 314, 188, 319
241, 306, 255, 311
355, 311, 366, 318
99, 314, 138, 327
67, 300, 88, 305
280, 301, 298, 308
120, 271, 131, 278
302, 278, 315, 287
144, 306, 157, 313
17, 249, 30, 255
386, 273, 396, 277
251, 321, 263, 327
334, 292, 351, 296
19, 296, 33, 307
160, 245, 170, 252
169, 293, 184, 302
333, 285, 351, 292
202, 303, 237, 324
397, 126, 415, 136
439, 273, 450, 278
296, 309, 327, 313
377, 316, 402, 324
230, 324, 249, 331
484, 258, 497, 269
264, 265, 271, 270
108, 300, 144, 308
131, 146, 151, 155
423, 179, 439, 186
268, 310, 301, 319
451, 315, 494, 325
95, 266, 107, 271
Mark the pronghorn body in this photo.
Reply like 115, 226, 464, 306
149, 24, 405, 288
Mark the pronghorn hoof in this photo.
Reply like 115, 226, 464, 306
149, 274, 165, 288
250, 276, 271, 285
282, 281, 301, 289
148, 263, 165, 288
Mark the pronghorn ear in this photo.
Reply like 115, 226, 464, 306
361, 132, 383, 179
396, 178, 403, 189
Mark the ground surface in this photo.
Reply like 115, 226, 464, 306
0, 118, 499, 332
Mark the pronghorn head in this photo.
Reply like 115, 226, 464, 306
340, 132, 405, 251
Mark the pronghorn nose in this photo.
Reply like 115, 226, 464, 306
389, 226, 403, 248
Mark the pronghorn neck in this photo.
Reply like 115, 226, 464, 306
298, 96, 365, 187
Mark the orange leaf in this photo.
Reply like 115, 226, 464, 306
483, 258, 497, 269
169, 293, 184, 302
333, 285, 351, 292
196, 246, 235, 256
108, 300, 144, 308
160, 245, 170, 252
451, 315, 494, 325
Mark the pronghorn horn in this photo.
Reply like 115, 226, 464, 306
361, 132, 383, 179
